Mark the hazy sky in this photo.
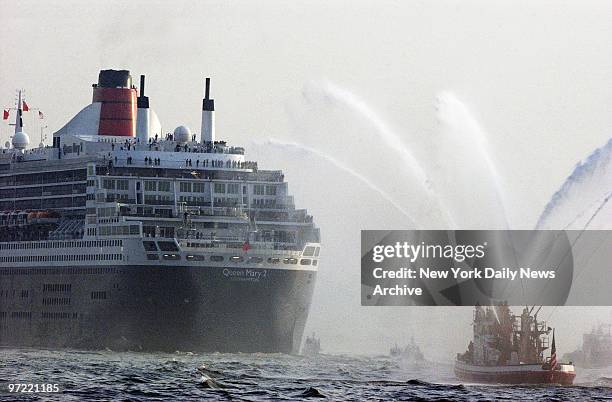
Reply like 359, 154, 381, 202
1, 0, 611, 359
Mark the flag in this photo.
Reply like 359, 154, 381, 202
2, 110, 8, 120
242, 241, 251, 252
550, 329, 557, 370
22, 101, 29, 111
38, 110, 44, 119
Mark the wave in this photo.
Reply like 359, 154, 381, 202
297, 386, 327, 398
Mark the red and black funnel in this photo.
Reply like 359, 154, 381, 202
92, 69, 137, 137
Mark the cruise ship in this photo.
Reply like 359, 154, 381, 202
0, 69, 320, 353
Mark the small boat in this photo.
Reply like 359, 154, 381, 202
302, 332, 321, 356
390, 337, 425, 362
390, 343, 402, 358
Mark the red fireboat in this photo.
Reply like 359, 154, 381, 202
455, 304, 576, 385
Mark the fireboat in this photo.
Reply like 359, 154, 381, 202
455, 304, 576, 385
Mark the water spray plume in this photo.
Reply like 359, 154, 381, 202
491, 305, 501, 324
435, 91, 510, 229
262, 138, 418, 225
310, 80, 430, 191
537, 138, 612, 230
301, 80, 457, 227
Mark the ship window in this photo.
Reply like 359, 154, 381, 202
214, 183, 225, 193
300, 259, 311, 266
157, 241, 179, 252
103, 179, 115, 189
253, 184, 264, 195
248, 256, 264, 264
145, 181, 157, 191
162, 254, 181, 260
147, 254, 159, 260
283, 258, 298, 265
210, 255, 224, 262
179, 182, 192, 192
314, 247, 320, 257
312, 260, 318, 266
265, 185, 276, 195
91, 291, 107, 300
158, 181, 171, 192
193, 182, 206, 193
267, 257, 280, 264
186, 254, 206, 261
303, 246, 316, 257
116, 179, 129, 190
230, 256, 244, 263
143, 241, 158, 251
227, 183, 240, 194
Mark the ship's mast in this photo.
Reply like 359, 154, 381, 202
15, 90, 23, 135
10, 90, 30, 150
515, 306, 550, 364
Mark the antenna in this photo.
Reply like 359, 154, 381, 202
533, 305, 542, 317
40, 124, 48, 145
205, 77, 210, 99
17, 90, 23, 131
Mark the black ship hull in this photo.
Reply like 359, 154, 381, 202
0, 265, 316, 354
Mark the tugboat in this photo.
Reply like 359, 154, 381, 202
302, 332, 321, 356
455, 304, 576, 385
390, 337, 424, 362
563, 324, 612, 368
400, 337, 425, 362
390, 343, 402, 358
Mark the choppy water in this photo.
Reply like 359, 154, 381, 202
1, 349, 610, 401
